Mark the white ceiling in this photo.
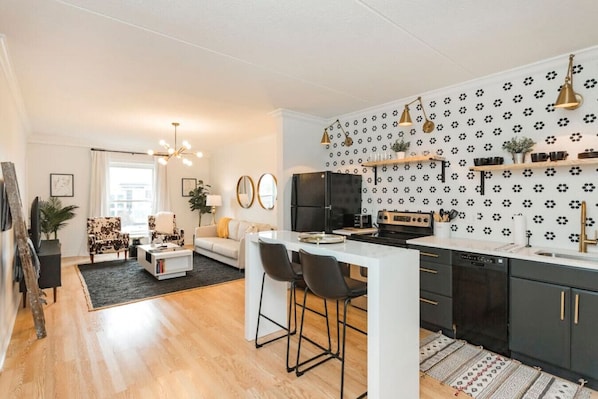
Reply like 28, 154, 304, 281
1, 0, 597, 155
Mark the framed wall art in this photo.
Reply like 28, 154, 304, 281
182, 178, 196, 197
50, 173, 74, 197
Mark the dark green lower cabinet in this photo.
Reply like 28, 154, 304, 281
570, 288, 598, 380
510, 277, 570, 369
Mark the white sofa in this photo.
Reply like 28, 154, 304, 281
193, 219, 275, 269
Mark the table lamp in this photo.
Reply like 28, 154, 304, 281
206, 195, 222, 225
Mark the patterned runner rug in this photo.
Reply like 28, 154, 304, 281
420, 332, 596, 399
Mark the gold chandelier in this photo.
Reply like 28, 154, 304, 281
147, 122, 203, 166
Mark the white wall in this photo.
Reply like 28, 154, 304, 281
210, 134, 278, 227
161, 154, 211, 237
0, 36, 28, 371
27, 144, 90, 256
26, 143, 211, 256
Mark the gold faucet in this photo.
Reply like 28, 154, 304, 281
580, 201, 598, 253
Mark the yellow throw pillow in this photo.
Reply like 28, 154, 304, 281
217, 217, 231, 238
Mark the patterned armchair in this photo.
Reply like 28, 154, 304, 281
148, 212, 184, 246
87, 217, 130, 263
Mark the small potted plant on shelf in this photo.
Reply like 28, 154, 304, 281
502, 136, 536, 164
390, 138, 410, 159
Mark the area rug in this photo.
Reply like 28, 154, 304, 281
77, 253, 243, 310
420, 332, 596, 399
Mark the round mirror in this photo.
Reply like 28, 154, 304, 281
257, 173, 277, 210
236, 175, 255, 208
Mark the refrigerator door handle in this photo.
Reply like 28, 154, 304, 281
291, 175, 297, 205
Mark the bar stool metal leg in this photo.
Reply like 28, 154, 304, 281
295, 288, 336, 376
255, 272, 298, 372
297, 249, 368, 398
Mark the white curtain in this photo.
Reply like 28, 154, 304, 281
89, 150, 110, 217
152, 159, 170, 213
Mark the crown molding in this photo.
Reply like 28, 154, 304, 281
0, 35, 30, 132
268, 108, 326, 124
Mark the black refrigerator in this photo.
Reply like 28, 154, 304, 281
291, 171, 362, 233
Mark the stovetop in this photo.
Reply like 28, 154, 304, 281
347, 210, 434, 247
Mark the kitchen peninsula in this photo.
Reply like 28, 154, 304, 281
244, 230, 419, 398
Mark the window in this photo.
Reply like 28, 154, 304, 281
108, 161, 154, 235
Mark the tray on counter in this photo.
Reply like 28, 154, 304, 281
298, 232, 346, 244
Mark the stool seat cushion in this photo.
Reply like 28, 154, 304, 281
344, 277, 367, 297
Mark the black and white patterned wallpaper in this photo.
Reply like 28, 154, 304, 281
324, 49, 598, 250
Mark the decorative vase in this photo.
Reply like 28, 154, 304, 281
513, 153, 525, 164
396, 151, 406, 160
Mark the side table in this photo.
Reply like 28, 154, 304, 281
20, 239, 61, 307
128, 236, 145, 258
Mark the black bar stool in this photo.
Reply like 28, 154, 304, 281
255, 240, 332, 373
297, 249, 368, 399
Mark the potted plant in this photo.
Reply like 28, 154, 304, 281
188, 179, 212, 226
390, 138, 410, 159
502, 136, 536, 164
39, 196, 79, 239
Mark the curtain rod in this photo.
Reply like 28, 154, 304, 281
91, 148, 150, 156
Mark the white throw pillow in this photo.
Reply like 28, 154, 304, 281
154, 212, 174, 233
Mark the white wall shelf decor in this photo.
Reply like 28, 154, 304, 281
469, 158, 598, 195
362, 155, 446, 185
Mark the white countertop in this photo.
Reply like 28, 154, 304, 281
407, 236, 598, 271
254, 230, 415, 266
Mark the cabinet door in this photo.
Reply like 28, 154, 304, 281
571, 289, 598, 380
510, 277, 570, 369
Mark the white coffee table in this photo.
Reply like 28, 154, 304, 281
137, 243, 193, 280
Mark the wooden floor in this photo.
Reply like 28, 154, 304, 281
0, 254, 463, 398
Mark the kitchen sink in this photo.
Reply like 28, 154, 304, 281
535, 250, 598, 263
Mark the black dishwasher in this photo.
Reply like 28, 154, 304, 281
453, 251, 509, 356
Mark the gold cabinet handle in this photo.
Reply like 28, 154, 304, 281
420, 267, 438, 274
560, 291, 565, 321
574, 294, 580, 325
420, 251, 439, 258
420, 297, 438, 306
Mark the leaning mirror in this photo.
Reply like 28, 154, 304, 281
257, 173, 277, 210
236, 175, 255, 208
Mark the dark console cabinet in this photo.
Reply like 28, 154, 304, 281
20, 239, 61, 307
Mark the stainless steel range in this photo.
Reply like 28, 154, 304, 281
347, 210, 434, 247
346, 210, 434, 310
